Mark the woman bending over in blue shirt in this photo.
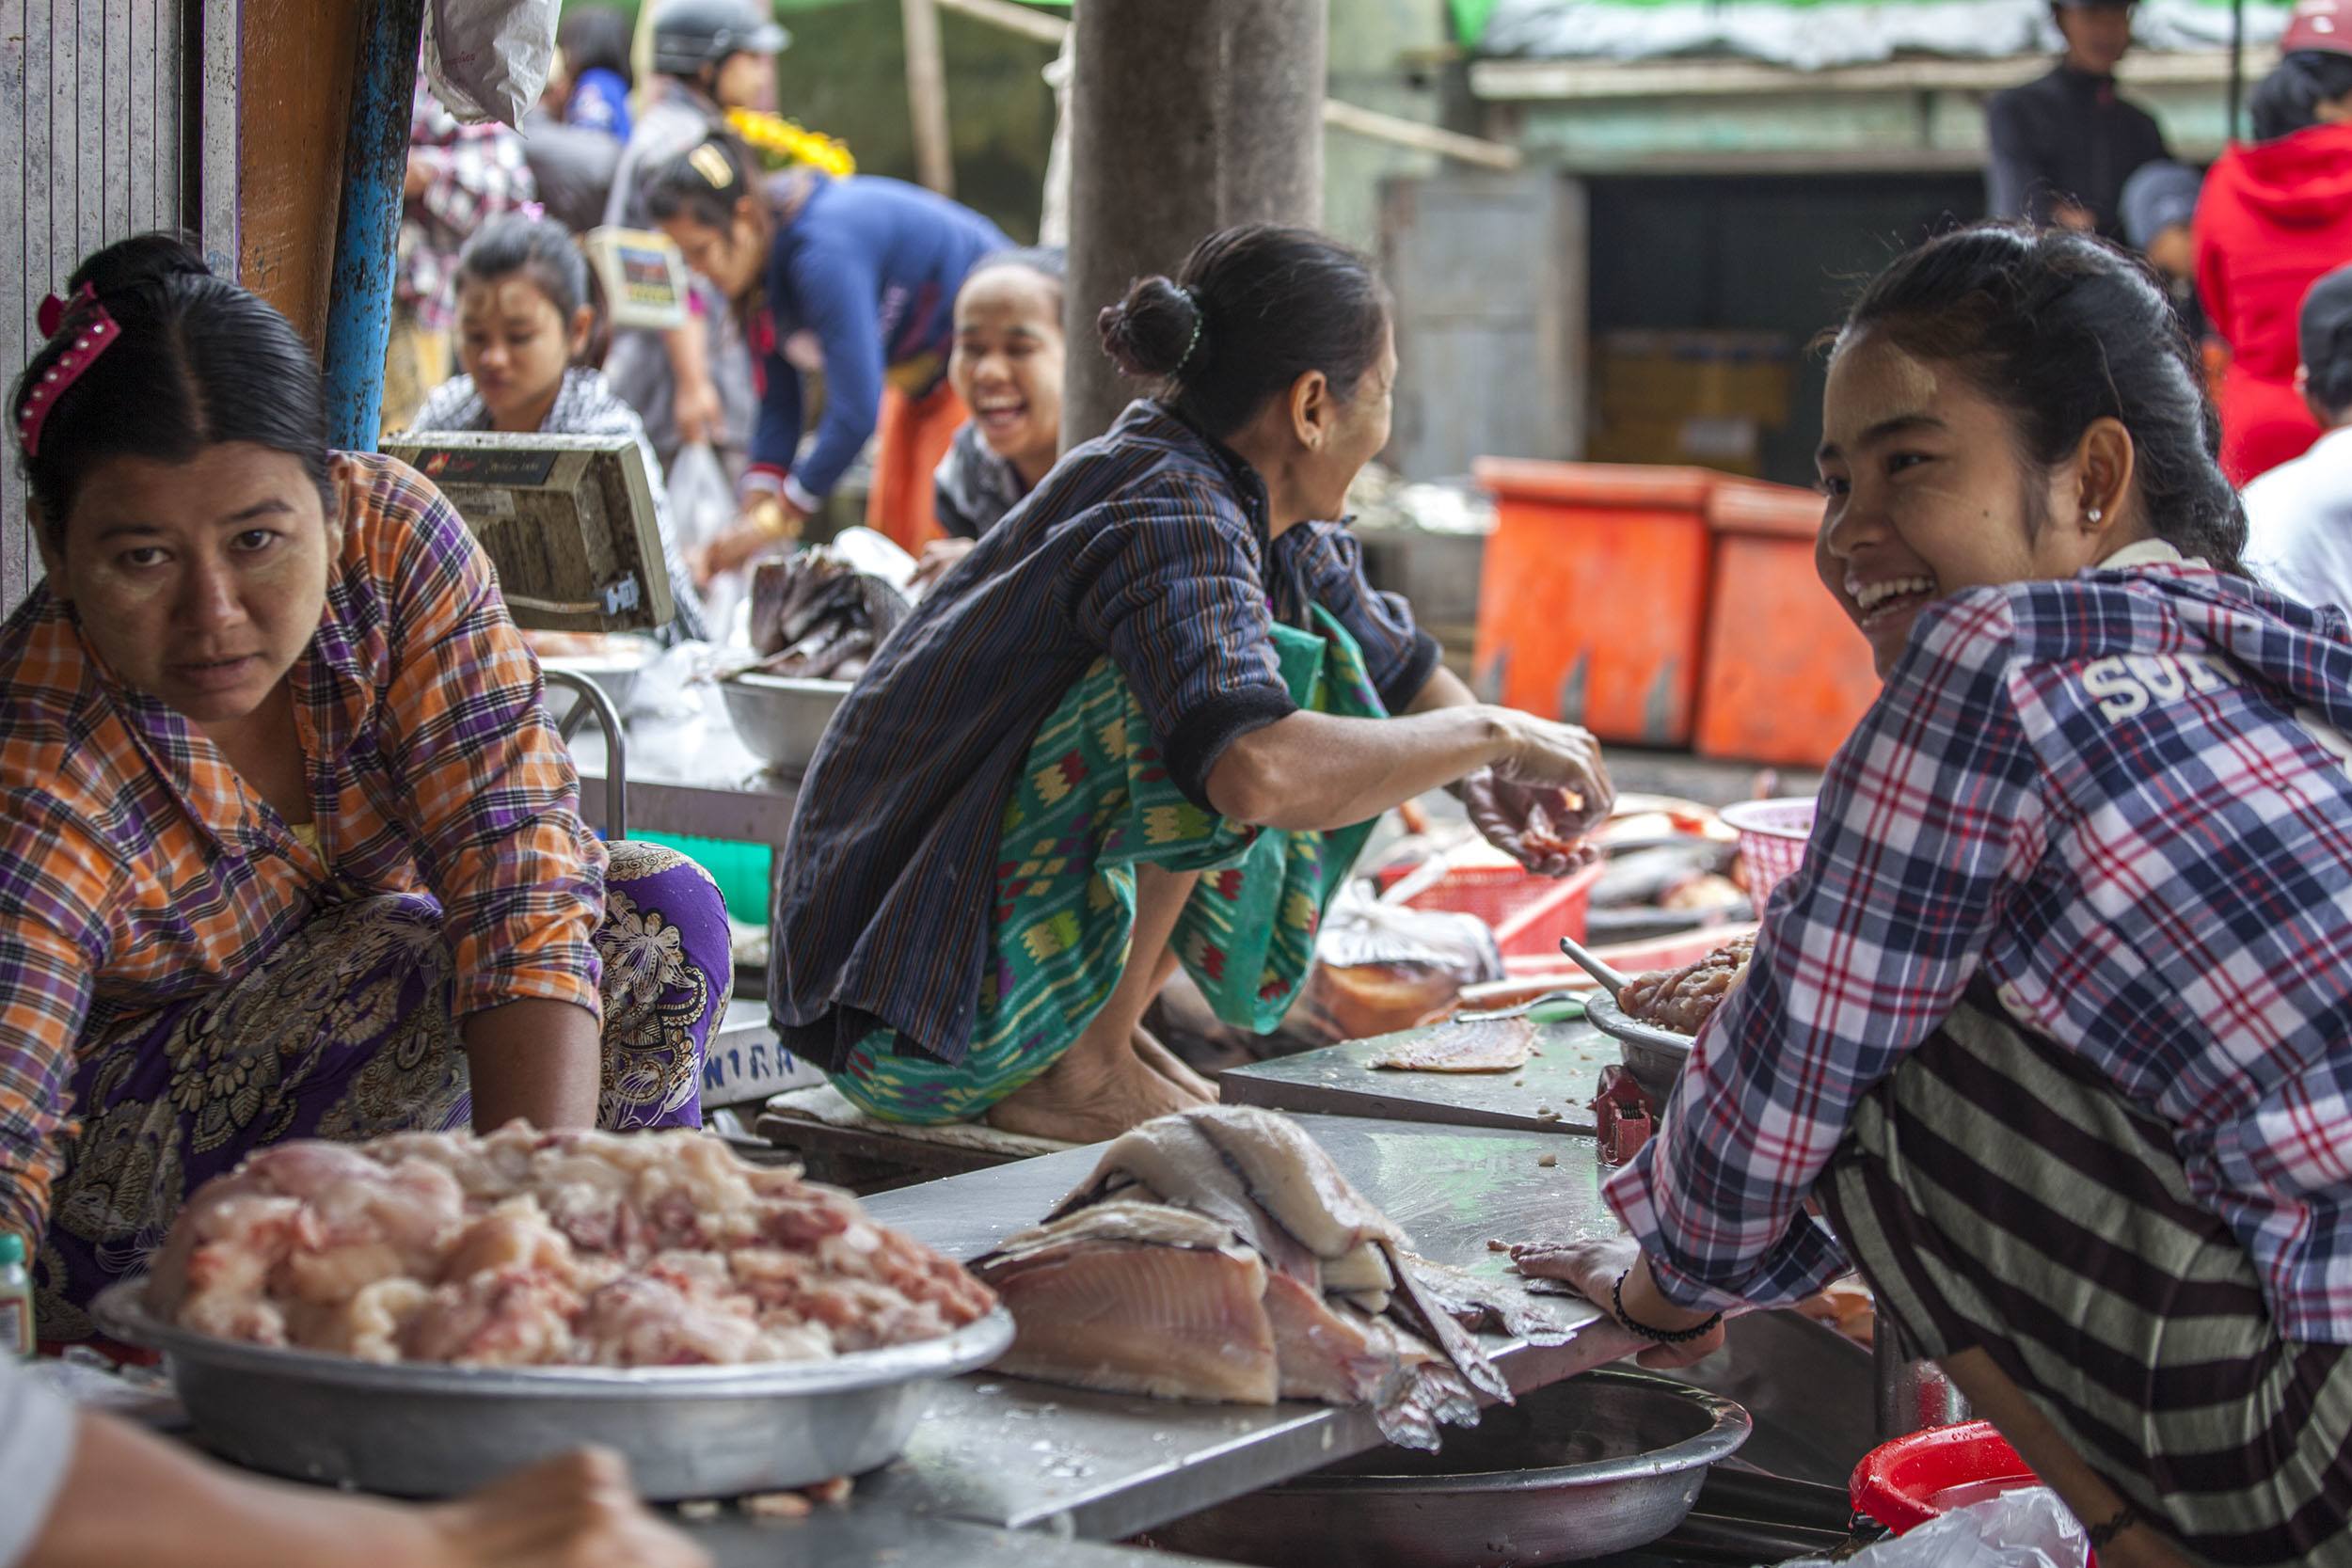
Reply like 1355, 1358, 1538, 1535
644, 135, 1010, 570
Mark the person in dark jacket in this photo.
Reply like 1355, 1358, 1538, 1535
2195, 0, 2352, 481
1984, 0, 2170, 238
768, 227, 1611, 1145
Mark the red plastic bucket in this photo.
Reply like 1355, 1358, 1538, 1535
1851, 1419, 2041, 1532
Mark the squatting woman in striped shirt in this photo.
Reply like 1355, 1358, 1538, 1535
770, 225, 1615, 1146
0, 236, 729, 1335
1527, 227, 2352, 1567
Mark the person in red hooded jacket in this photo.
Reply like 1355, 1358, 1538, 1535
2195, 0, 2352, 482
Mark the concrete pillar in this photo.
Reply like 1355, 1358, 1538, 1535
1060, 0, 1327, 449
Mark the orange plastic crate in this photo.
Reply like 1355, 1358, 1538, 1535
1373, 858, 1605, 959
1472, 458, 1719, 748
1693, 479, 1882, 768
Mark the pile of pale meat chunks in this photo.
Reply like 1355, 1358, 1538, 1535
149, 1124, 995, 1368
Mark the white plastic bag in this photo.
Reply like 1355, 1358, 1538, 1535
424, 0, 558, 128
665, 442, 746, 642
668, 443, 735, 551
1291, 879, 1507, 1045
1780, 1487, 2088, 1568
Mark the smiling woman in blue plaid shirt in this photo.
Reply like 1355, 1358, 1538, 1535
1521, 227, 2352, 1568
769, 227, 1616, 1147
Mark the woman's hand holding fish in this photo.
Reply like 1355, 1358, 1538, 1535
1465, 713, 1613, 874
1462, 774, 1601, 878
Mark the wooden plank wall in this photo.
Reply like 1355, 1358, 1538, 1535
0, 0, 200, 610
0, 0, 342, 615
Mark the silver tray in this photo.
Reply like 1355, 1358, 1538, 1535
1151, 1369, 1751, 1566
94, 1279, 1011, 1500
1582, 990, 1692, 1104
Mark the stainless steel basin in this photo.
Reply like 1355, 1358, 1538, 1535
720, 673, 851, 775
1150, 1369, 1751, 1567
541, 650, 648, 728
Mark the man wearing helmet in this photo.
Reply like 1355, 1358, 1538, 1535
601, 0, 788, 475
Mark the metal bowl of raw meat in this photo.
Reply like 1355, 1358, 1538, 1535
93, 1279, 1012, 1500
719, 673, 851, 775
1581, 991, 1692, 1104
1152, 1369, 1751, 1567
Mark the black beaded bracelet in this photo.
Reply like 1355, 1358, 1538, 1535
1611, 1269, 1724, 1344
2087, 1503, 2143, 1549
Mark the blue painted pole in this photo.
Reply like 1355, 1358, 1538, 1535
321, 0, 430, 451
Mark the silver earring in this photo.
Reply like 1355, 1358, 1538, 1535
2088, 507, 2104, 523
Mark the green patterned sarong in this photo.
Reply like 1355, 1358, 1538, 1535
829, 610, 1384, 1123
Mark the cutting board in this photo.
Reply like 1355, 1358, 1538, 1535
1218, 1013, 1620, 1134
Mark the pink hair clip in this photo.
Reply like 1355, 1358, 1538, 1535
16, 284, 118, 459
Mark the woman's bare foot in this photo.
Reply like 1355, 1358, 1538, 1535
987, 1036, 1211, 1144
1131, 1025, 1220, 1101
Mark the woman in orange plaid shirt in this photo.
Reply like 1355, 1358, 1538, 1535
0, 236, 730, 1337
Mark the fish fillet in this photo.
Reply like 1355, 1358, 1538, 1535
988, 1110, 1512, 1446
1263, 1273, 1425, 1404
1367, 1018, 1537, 1074
975, 1201, 1279, 1403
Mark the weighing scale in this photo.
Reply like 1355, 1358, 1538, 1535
383, 431, 676, 637
383, 430, 683, 836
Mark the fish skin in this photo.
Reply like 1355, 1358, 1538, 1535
1382, 1249, 1514, 1406
1399, 1253, 1577, 1348
985, 1198, 1238, 1259
1045, 1120, 1322, 1287
1373, 1362, 1484, 1451
746, 551, 911, 677
1181, 1107, 1406, 1261
1366, 1017, 1538, 1074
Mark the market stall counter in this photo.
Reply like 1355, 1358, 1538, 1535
568, 712, 800, 845
685, 1508, 1230, 1568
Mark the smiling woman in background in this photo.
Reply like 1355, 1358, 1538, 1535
915, 245, 1067, 589
0, 235, 729, 1336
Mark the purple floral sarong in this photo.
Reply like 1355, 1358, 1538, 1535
34, 841, 729, 1339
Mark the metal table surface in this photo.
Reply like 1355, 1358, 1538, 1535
850, 1114, 1643, 1542
569, 719, 800, 843
1218, 1017, 1621, 1135
689, 1508, 1226, 1568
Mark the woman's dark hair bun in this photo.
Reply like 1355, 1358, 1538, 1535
1098, 276, 1200, 381
1094, 225, 1389, 438
69, 231, 213, 299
